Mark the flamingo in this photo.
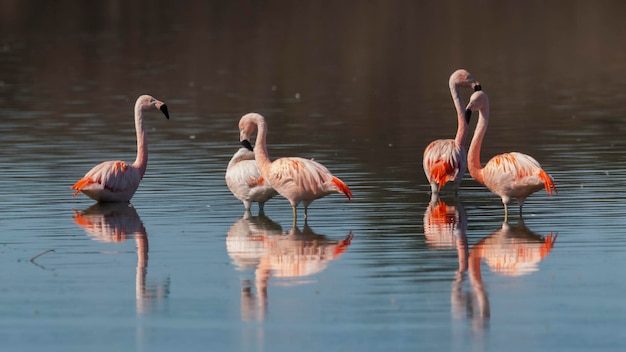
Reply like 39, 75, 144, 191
464, 91, 557, 221
71, 95, 169, 202
225, 147, 278, 213
237, 113, 352, 225
423, 69, 482, 196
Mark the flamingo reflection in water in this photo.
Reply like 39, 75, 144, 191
466, 220, 557, 328
226, 212, 353, 321
470, 221, 557, 277
72, 202, 170, 315
424, 200, 557, 330
423, 199, 472, 323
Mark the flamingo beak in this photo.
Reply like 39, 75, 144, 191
241, 139, 254, 151
159, 104, 170, 119
472, 82, 482, 92
464, 109, 472, 124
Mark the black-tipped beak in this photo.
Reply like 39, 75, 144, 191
241, 139, 253, 151
473, 83, 482, 92
160, 104, 170, 119
465, 109, 472, 124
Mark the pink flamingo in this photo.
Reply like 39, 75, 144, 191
71, 95, 169, 202
465, 91, 557, 221
238, 113, 352, 225
423, 69, 481, 196
225, 147, 278, 213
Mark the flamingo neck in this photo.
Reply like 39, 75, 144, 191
253, 118, 272, 177
467, 108, 489, 185
132, 105, 148, 178
450, 82, 468, 146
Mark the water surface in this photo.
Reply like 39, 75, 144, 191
2, 1, 626, 351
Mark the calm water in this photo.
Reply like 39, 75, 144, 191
2, 1, 626, 351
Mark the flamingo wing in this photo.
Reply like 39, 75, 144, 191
483, 152, 557, 196
268, 157, 352, 202
71, 160, 141, 201
423, 139, 466, 190
226, 159, 276, 203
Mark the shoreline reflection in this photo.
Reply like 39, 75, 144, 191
226, 212, 353, 321
72, 202, 170, 315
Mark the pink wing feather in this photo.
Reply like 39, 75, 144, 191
268, 157, 352, 203
71, 161, 141, 200
483, 152, 557, 196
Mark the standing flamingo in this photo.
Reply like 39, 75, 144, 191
225, 147, 278, 213
238, 113, 352, 225
423, 69, 482, 196
71, 95, 169, 202
464, 91, 557, 221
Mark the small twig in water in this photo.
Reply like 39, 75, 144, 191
30, 249, 55, 263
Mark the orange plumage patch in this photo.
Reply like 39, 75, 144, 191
538, 170, 557, 196
71, 178, 96, 197
429, 160, 455, 191
332, 176, 353, 201
113, 161, 128, 173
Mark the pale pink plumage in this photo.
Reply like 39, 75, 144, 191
237, 113, 352, 224
423, 69, 481, 195
465, 91, 556, 220
225, 147, 278, 212
71, 95, 169, 202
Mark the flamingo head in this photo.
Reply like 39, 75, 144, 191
450, 69, 482, 92
465, 91, 490, 123
238, 113, 264, 151
136, 95, 169, 119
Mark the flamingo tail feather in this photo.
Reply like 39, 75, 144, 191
332, 177, 353, 201
538, 170, 557, 196
71, 178, 95, 197
429, 161, 455, 191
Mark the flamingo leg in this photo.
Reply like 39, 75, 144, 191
430, 191, 439, 204
503, 203, 509, 223
292, 206, 298, 227
304, 206, 308, 220
430, 183, 438, 197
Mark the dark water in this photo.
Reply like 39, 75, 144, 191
2, 1, 626, 351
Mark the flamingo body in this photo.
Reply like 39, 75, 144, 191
237, 113, 352, 224
465, 91, 556, 220
266, 156, 352, 207
482, 152, 556, 205
71, 95, 169, 202
423, 69, 481, 194
226, 147, 278, 212
423, 140, 466, 193
72, 161, 142, 202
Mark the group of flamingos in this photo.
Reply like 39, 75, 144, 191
423, 69, 557, 221
71, 69, 556, 224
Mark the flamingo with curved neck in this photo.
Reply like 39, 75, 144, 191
71, 95, 169, 202
238, 113, 352, 225
465, 91, 556, 221
225, 147, 278, 214
423, 69, 482, 197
